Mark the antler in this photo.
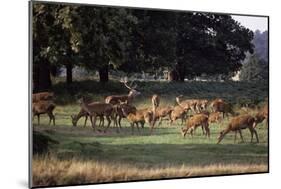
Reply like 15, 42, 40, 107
120, 77, 137, 90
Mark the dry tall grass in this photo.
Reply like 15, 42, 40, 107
32, 155, 267, 187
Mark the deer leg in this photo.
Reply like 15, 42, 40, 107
238, 129, 244, 143
253, 129, 259, 143
201, 125, 206, 136
205, 123, 210, 138
158, 117, 163, 126
37, 115, 40, 126
90, 115, 97, 132
84, 115, 88, 127
136, 122, 140, 133
103, 116, 111, 133
131, 123, 135, 134
118, 116, 122, 129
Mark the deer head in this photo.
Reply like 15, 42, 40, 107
120, 77, 141, 98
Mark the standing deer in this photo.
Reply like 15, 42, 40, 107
78, 98, 117, 132
217, 115, 259, 144
181, 113, 210, 138
151, 94, 160, 125
254, 103, 268, 128
105, 78, 140, 105
33, 100, 56, 126
32, 92, 54, 102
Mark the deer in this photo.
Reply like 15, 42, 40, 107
33, 100, 56, 126
181, 113, 210, 138
175, 95, 197, 113
209, 98, 224, 112
195, 99, 209, 113
121, 106, 153, 134
217, 114, 259, 144
208, 112, 222, 125
115, 101, 137, 128
71, 107, 105, 128
170, 105, 187, 126
211, 99, 235, 118
151, 94, 160, 122
254, 104, 268, 128
149, 106, 174, 127
32, 91, 54, 102
105, 78, 140, 105
78, 97, 117, 132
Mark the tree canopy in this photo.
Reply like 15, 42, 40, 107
32, 2, 254, 91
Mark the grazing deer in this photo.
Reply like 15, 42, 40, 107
71, 107, 105, 128
78, 98, 117, 132
32, 92, 54, 102
217, 115, 259, 144
254, 104, 268, 128
105, 78, 140, 105
181, 113, 210, 138
33, 100, 56, 126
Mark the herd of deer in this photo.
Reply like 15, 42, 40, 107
32, 79, 268, 144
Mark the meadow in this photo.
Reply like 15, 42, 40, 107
32, 80, 269, 187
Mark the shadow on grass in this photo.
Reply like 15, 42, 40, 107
54, 142, 268, 168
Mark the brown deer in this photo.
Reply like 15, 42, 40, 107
78, 98, 117, 132
209, 98, 224, 112
181, 113, 210, 138
32, 92, 54, 102
217, 114, 259, 144
212, 100, 235, 118
254, 104, 268, 128
33, 100, 56, 126
121, 106, 153, 134
105, 78, 140, 105
195, 99, 209, 113
208, 112, 222, 125
71, 107, 105, 128
151, 94, 160, 122
175, 95, 197, 113
149, 106, 174, 134
115, 102, 137, 128
170, 105, 187, 126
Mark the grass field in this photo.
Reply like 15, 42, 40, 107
32, 80, 269, 187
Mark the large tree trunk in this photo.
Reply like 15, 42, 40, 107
98, 65, 109, 83
33, 59, 52, 92
176, 62, 186, 82
66, 63, 73, 85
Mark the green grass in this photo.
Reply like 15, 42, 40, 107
33, 114, 268, 169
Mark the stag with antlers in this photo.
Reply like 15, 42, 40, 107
105, 77, 141, 105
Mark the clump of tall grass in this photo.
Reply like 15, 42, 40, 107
32, 154, 267, 187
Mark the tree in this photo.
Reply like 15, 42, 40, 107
33, 3, 81, 91
240, 55, 268, 81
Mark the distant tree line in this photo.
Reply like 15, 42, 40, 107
32, 2, 254, 92
240, 30, 268, 82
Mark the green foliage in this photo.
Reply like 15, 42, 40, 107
32, 2, 255, 89
240, 55, 268, 82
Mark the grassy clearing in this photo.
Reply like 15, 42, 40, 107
32, 80, 269, 187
